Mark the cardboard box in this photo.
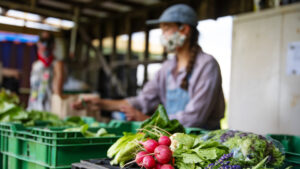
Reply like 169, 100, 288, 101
51, 94, 102, 121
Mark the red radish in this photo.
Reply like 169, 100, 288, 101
161, 164, 175, 169
154, 145, 172, 164
155, 163, 163, 169
158, 136, 171, 146
135, 151, 148, 166
142, 155, 156, 169
141, 139, 159, 153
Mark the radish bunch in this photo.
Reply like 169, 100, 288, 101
135, 136, 175, 169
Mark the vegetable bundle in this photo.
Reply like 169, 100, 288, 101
107, 104, 185, 167
171, 130, 285, 169
204, 130, 284, 168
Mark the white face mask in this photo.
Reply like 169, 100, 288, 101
160, 30, 186, 53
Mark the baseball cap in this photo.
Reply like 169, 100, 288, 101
146, 4, 198, 27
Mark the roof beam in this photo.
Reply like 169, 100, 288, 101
30, 0, 36, 9
112, 0, 147, 8
0, 23, 63, 36
0, 1, 89, 22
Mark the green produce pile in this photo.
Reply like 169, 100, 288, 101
0, 89, 76, 126
106, 105, 285, 169
1, 104, 86, 127
0, 89, 107, 138
0, 89, 115, 138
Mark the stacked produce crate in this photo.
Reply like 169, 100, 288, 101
268, 134, 300, 168
0, 122, 123, 169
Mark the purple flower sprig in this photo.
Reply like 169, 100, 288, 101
205, 153, 242, 169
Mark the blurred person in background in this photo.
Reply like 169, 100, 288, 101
27, 31, 64, 111
73, 4, 225, 130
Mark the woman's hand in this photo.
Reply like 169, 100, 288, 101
121, 105, 149, 121
72, 95, 101, 112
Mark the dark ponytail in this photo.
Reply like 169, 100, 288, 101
180, 25, 201, 90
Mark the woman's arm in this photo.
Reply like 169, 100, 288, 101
99, 99, 130, 111
73, 61, 168, 115
72, 97, 130, 112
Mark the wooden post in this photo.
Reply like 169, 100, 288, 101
69, 7, 79, 58
163, 49, 167, 60
96, 23, 104, 92
126, 28, 132, 61
143, 27, 150, 85
99, 24, 104, 53
30, 0, 36, 9
111, 21, 117, 63
124, 17, 132, 96
110, 20, 118, 95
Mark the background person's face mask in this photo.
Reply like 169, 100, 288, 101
160, 29, 186, 53
37, 40, 55, 67
40, 42, 53, 58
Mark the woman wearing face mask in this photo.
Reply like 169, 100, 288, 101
27, 31, 64, 112
73, 4, 225, 129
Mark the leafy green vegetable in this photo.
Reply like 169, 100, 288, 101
108, 132, 145, 166
96, 128, 107, 136
0, 89, 19, 104
64, 116, 86, 126
194, 147, 227, 160
141, 104, 169, 128
141, 104, 185, 139
181, 153, 203, 164
64, 124, 89, 132
251, 156, 269, 169
170, 133, 195, 151
63, 124, 115, 138
170, 133, 228, 169
176, 161, 196, 169
107, 132, 135, 158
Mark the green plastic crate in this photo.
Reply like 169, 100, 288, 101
2, 153, 70, 169
185, 127, 208, 135
0, 123, 123, 169
107, 120, 142, 133
3, 153, 76, 169
65, 116, 107, 128
268, 134, 300, 168
0, 120, 51, 169
107, 120, 210, 135
0, 151, 2, 168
